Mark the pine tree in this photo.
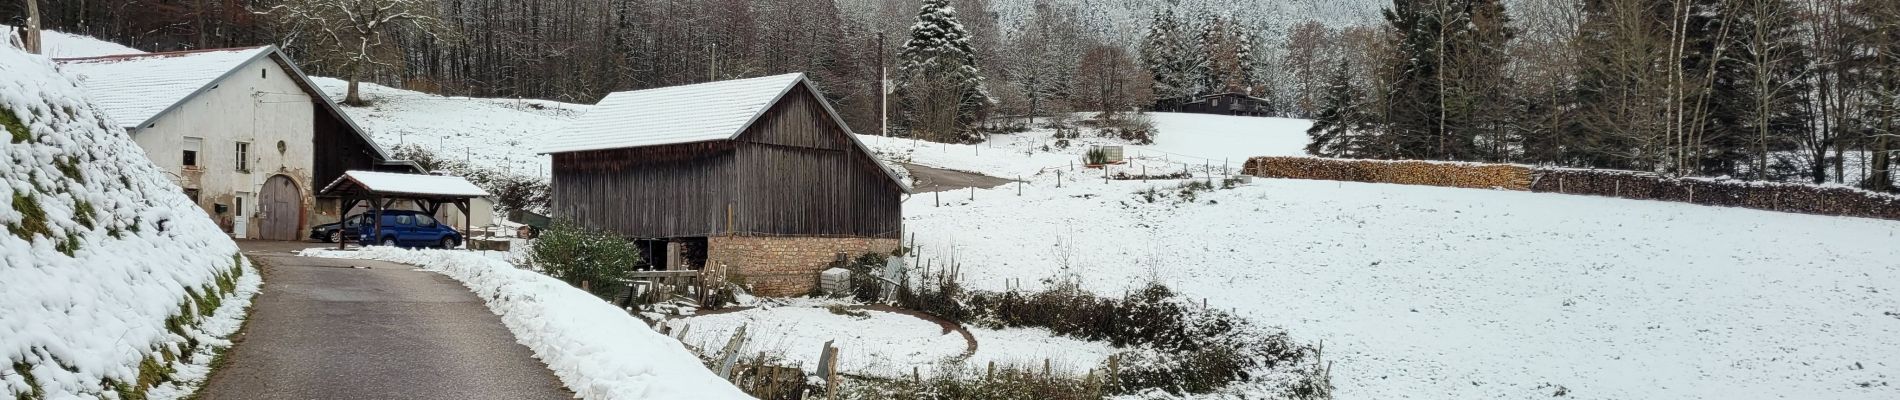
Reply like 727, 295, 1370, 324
1307, 60, 1368, 157
1141, 7, 1194, 111
894, 0, 994, 142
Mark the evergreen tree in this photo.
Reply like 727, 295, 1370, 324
1380, 0, 1514, 161
1307, 60, 1369, 157
894, 0, 994, 142
1140, 7, 1194, 111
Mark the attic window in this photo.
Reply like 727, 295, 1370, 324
261, 68, 268, 79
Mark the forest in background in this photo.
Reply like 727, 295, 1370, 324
5, 0, 1898, 190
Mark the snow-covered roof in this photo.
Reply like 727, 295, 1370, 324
540, 73, 807, 154
1197, 92, 1271, 103
54, 46, 399, 161
322, 171, 490, 198
543, 73, 910, 192
54, 46, 273, 129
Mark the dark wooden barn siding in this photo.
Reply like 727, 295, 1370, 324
548, 83, 903, 239
551, 142, 737, 238
731, 86, 903, 238
311, 102, 382, 189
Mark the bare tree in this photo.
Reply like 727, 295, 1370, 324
257, 0, 450, 105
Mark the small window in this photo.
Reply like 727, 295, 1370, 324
261, 68, 268, 79
234, 195, 246, 216
234, 142, 251, 172
415, 214, 437, 227
395, 215, 414, 226
183, 188, 200, 203
182, 137, 203, 167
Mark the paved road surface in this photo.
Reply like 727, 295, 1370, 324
899, 162, 1014, 193
201, 241, 571, 400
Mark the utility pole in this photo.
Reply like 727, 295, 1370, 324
24, 0, 43, 54
878, 33, 888, 137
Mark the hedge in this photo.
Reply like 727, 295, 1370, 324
1241, 156, 1900, 220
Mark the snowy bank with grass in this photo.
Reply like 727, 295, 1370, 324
298, 246, 750, 400
0, 41, 260, 400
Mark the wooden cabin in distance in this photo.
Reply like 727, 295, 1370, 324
1180, 92, 1274, 117
541, 73, 908, 296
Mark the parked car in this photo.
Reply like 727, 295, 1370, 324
355, 210, 463, 249
309, 214, 369, 243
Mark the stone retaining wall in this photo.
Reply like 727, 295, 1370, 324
707, 236, 900, 297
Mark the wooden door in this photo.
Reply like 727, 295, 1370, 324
257, 175, 303, 241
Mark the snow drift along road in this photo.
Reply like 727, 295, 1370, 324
0, 40, 260, 399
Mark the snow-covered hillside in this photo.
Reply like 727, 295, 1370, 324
308, 78, 584, 177
869, 118, 1900, 399
0, 42, 260, 399
1, 26, 144, 58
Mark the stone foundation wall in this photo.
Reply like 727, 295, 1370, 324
706, 236, 900, 297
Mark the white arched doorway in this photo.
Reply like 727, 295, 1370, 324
256, 175, 303, 241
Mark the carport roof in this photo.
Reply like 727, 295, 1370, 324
320, 171, 489, 199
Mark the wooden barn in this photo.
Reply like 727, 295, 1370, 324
542, 73, 909, 296
1181, 92, 1275, 117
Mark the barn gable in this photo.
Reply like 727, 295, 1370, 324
548, 73, 905, 240
543, 73, 907, 193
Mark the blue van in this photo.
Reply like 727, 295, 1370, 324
355, 210, 463, 249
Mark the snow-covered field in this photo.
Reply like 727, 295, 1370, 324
661, 303, 1118, 379
307, 78, 584, 177
1, 42, 260, 399
875, 121, 1900, 399
863, 112, 1309, 183
299, 246, 750, 399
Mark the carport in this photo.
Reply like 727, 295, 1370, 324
318, 170, 491, 250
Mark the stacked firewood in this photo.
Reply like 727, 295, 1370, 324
1241, 157, 1531, 190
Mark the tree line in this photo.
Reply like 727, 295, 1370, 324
10, 0, 1895, 189
1302, 0, 1900, 190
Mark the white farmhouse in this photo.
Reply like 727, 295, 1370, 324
56, 46, 417, 240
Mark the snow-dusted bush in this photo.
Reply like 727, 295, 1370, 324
881, 272, 1329, 397
0, 41, 259, 399
526, 220, 643, 301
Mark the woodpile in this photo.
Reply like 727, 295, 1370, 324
1531, 168, 1900, 220
1241, 157, 1531, 190
1236, 156, 1900, 220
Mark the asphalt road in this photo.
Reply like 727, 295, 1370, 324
899, 162, 1014, 193
200, 241, 572, 400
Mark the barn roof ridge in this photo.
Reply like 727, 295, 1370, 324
542, 73, 910, 192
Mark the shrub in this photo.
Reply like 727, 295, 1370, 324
527, 220, 643, 300
392, 144, 550, 214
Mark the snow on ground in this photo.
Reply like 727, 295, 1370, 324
308, 77, 584, 177
2, 26, 146, 58
298, 246, 750, 400
665, 306, 967, 377
862, 112, 1311, 179
882, 129, 1900, 398
660, 304, 1118, 379
0, 41, 259, 399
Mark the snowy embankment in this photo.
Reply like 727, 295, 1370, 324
298, 246, 750, 400
308, 78, 585, 177
1, 42, 260, 399
868, 113, 1900, 399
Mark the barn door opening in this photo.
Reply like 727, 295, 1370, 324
258, 175, 303, 241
